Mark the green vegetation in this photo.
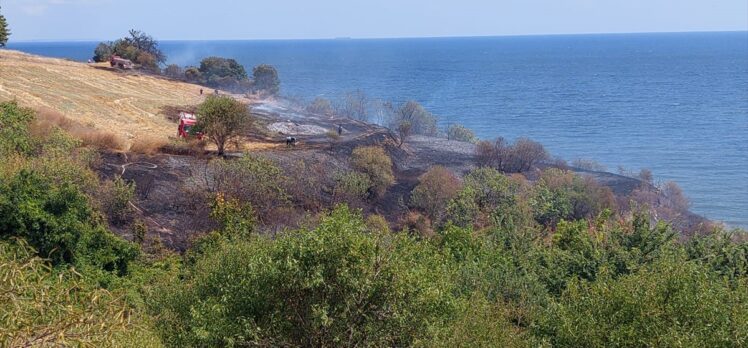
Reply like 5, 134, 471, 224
195, 95, 251, 155
0, 6, 9, 47
391, 100, 438, 136
192, 56, 253, 91
2, 100, 747, 346
93, 30, 166, 70
252, 64, 281, 95
350, 145, 396, 198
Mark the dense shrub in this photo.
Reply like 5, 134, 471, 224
0, 239, 160, 347
476, 137, 549, 173
446, 167, 531, 231
0, 170, 138, 273
163, 64, 183, 78
350, 145, 395, 198
537, 254, 748, 347
332, 171, 372, 206
100, 176, 136, 226
201, 155, 289, 223
531, 168, 616, 226
0, 101, 34, 156
199, 56, 248, 88
410, 165, 462, 222
153, 206, 456, 347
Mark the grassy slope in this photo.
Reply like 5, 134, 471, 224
0, 49, 207, 144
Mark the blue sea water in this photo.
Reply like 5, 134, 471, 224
6, 32, 748, 228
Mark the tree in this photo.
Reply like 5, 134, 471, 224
391, 101, 438, 136
474, 137, 548, 173
93, 30, 165, 69
252, 64, 280, 95
0, 6, 11, 48
350, 146, 395, 198
196, 95, 250, 155
92, 42, 112, 62
123, 29, 165, 64
200, 57, 247, 81
396, 120, 412, 147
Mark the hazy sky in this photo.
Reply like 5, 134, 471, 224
3, 0, 747, 41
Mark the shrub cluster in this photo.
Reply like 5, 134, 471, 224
476, 136, 549, 173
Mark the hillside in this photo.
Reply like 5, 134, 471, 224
0, 50, 210, 143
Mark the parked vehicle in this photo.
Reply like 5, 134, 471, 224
109, 55, 134, 69
177, 112, 202, 139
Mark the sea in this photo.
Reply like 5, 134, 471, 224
6, 32, 748, 228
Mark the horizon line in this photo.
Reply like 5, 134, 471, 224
7, 29, 747, 43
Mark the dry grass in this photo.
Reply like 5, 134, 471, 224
32, 107, 127, 151
129, 135, 169, 155
0, 50, 255, 145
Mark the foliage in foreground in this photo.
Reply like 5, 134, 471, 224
154, 206, 456, 347
0, 239, 161, 347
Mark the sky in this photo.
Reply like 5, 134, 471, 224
2, 0, 747, 41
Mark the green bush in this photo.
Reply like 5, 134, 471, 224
0, 239, 161, 347
0, 101, 35, 156
446, 167, 531, 231
531, 168, 616, 227
411, 165, 462, 222
446, 124, 477, 143
153, 206, 456, 347
0, 170, 138, 274
350, 145, 395, 198
206, 155, 289, 223
101, 176, 136, 226
537, 254, 748, 347
332, 171, 372, 204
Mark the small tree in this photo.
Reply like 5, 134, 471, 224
350, 146, 395, 198
252, 64, 280, 95
196, 95, 250, 155
92, 42, 112, 62
0, 6, 9, 48
390, 100, 438, 136
397, 121, 412, 147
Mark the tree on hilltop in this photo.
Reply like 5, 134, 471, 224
92, 29, 165, 70
0, 6, 10, 47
